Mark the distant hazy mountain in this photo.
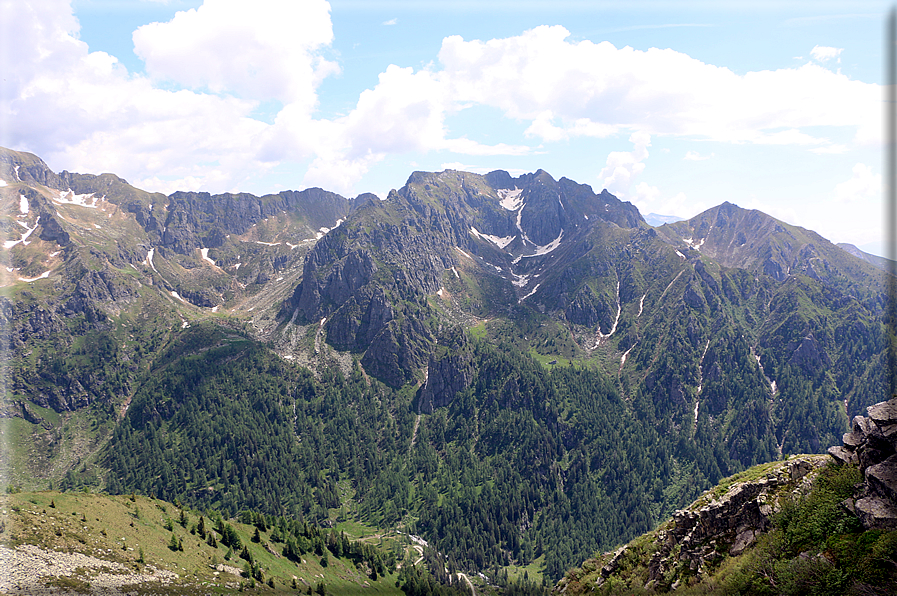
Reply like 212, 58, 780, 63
837, 242, 894, 272
644, 212, 686, 226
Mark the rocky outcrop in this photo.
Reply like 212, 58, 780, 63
36, 207, 71, 247
828, 397, 897, 529
564, 285, 602, 327
360, 318, 435, 388
419, 331, 474, 413
0, 399, 52, 429
161, 188, 354, 255
0, 149, 66, 190
591, 456, 826, 591
325, 286, 395, 352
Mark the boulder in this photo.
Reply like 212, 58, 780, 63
827, 445, 857, 466
829, 397, 897, 530
866, 454, 897, 504
854, 496, 897, 530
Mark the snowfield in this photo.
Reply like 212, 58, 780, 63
497, 187, 524, 211
470, 226, 515, 249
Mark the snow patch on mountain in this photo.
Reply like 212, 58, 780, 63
0, 179, 7, 187
200, 248, 215, 266
317, 218, 344, 239
520, 229, 564, 258
18, 270, 51, 283
592, 279, 622, 348
4, 216, 39, 249
470, 227, 515, 249
515, 207, 532, 246
620, 344, 635, 368
512, 273, 530, 288
53, 189, 99, 208
497, 187, 523, 211
683, 236, 706, 250
145, 248, 157, 273
519, 283, 541, 302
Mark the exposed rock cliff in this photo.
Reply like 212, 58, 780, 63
419, 329, 475, 413
567, 455, 827, 593
828, 397, 897, 529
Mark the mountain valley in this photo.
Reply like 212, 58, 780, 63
1, 146, 893, 593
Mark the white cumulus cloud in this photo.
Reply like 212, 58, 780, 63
599, 131, 651, 197
834, 163, 880, 204
1, 8, 883, 200
133, 0, 339, 107
438, 26, 878, 149
810, 45, 843, 63
1, 0, 270, 193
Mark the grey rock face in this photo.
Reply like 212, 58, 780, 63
830, 397, 897, 530
0, 150, 66, 190
595, 456, 825, 589
419, 332, 474, 414
360, 318, 434, 388
564, 285, 601, 327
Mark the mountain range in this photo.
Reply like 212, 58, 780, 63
0, 146, 891, 588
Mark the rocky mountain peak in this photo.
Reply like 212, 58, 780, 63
0, 147, 66, 191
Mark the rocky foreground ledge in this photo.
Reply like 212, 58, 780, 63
569, 454, 828, 593
828, 396, 897, 529
555, 397, 897, 595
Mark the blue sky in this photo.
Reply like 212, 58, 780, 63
1, 0, 888, 253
